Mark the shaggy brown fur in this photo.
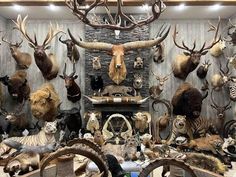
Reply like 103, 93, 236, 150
171, 82, 207, 119
30, 83, 60, 121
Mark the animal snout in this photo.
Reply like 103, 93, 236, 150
33, 111, 42, 117
116, 64, 121, 68
178, 122, 184, 127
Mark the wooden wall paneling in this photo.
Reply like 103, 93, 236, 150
149, 19, 235, 135
1, 19, 85, 126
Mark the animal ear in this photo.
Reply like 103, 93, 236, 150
201, 51, 208, 55
183, 52, 190, 56
59, 75, 64, 79
73, 75, 78, 79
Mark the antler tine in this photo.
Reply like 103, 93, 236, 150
211, 89, 218, 108
43, 23, 64, 46
69, 62, 76, 77
229, 19, 236, 27
17, 38, 23, 47
191, 40, 196, 51
173, 25, 191, 51
200, 17, 221, 52
59, 35, 67, 44
13, 15, 37, 47
2, 33, 12, 45
151, 70, 160, 80
163, 71, 172, 81
207, 20, 216, 32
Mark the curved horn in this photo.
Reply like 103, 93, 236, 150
69, 62, 76, 77
68, 29, 113, 51
202, 91, 208, 100
123, 25, 170, 51
83, 95, 103, 104
137, 96, 150, 104
63, 63, 67, 76
59, 35, 67, 44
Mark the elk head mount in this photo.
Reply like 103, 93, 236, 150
59, 63, 81, 103
2, 35, 32, 69
172, 18, 220, 80
13, 15, 63, 80
59, 35, 80, 63
66, 0, 166, 31
68, 25, 170, 84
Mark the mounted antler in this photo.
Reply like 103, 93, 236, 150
13, 15, 63, 80
172, 18, 220, 79
66, 0, 166, 31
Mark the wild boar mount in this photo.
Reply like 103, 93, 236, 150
68, 25, 170, 85
59, 35, 80, 63
59, 63, 81, 103
2, 35, 32, 69
13, 15, 63, 80
171, 82, 208, 119
0, 70, 30, 103
172, 19, 220, 80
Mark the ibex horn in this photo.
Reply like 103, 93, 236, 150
59, 35, 67, 44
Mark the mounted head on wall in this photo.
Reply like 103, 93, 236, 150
0, 70, 30, 103
172, 18, 220, 80
196, 59, 211, 79
13, 15, 63, 80
59, 35, 80, 62
68, 25, 170, 84
224, 19, 236, 45
2, 34, 32, 69
59, 63, 81, 102
171, 82, 208, 119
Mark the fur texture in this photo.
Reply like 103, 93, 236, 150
30, 83, 60, 121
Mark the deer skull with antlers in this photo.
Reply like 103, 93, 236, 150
68, 25, 170, 84
149, 71, 172, 99
172, 18, 220, 80
2, 34, 32, 69
13, 15, 63, 80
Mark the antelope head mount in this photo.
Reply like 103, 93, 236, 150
172, 18, 220, 80
13, 15, 63, 80
68, 25, 170, 84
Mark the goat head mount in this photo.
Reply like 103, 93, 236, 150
68, 25, 170, 84
196, 60, 211, 79
2, 34, 32, 69
172, 18, 220, 80
13, 15, 63, 80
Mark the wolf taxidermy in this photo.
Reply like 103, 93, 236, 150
0, 121, 57, 157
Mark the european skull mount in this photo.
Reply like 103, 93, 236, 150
68, 25, 170, 84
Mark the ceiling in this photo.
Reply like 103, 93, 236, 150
0, 5, 235, 20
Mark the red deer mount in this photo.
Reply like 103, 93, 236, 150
172, 18, 220, 80
13, 15, 63, 80
68, 25, 170, 84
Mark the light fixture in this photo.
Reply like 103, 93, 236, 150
209, 4, 223, 11
176, 3, 186, 11
12, 4, 24, 11
48, 4, 59, 11
142, 4, 149, 11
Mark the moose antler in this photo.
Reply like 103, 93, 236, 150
66, 0, 166, 31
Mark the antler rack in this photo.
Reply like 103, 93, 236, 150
65, 0, 166, 31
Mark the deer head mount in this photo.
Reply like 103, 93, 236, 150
2, 34, 32, 69
211, 89, 231, 120
68, 25, 170, 84
172, 18, 220, 80
149, 71, 172, 98
223, 19, 236, 46
13, 15, 63, 80
66, 0, 166, 31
